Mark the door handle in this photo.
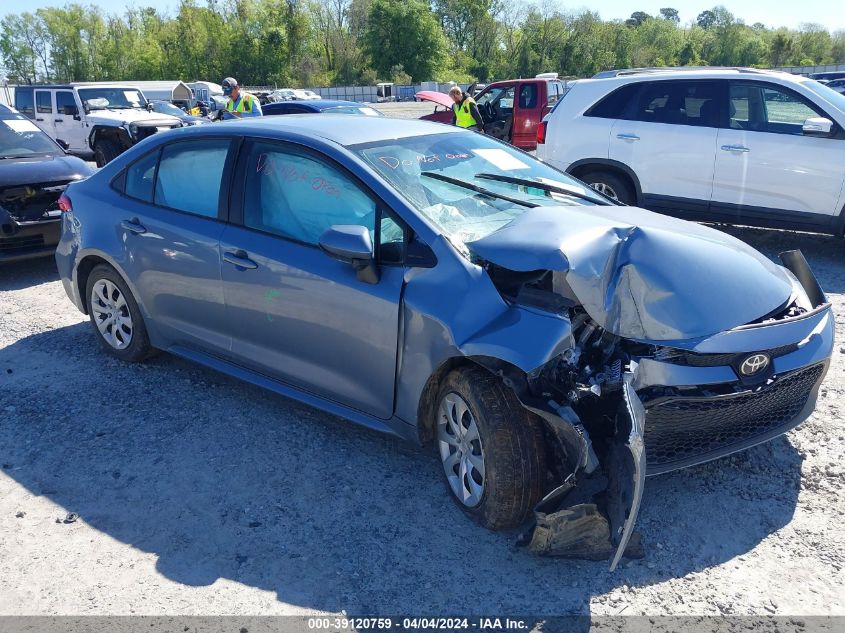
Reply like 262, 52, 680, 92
35, 118, 45, 122
721, 144, 750, 153
120, 218, 147, 234
223, 249, 258, 270
54, 119, 64, 123
616, 133, 640, 141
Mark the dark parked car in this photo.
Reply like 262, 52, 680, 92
1, 110, 94, 262
56, 117, 833, 570
148, 100, 208, 126
261, 99, 383, 117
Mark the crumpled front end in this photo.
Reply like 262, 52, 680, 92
458, 205, 834, 569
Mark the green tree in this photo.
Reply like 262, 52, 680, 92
364, 0, 447, 81
659, 8, 680, 24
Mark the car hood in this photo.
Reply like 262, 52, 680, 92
416, 91, 454, 108
467, 205, 795, 342
86, 109, 182, 126
0, 153, 94, 188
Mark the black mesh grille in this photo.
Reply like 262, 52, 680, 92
645, 363, 824, 469
0, 234, 45, 254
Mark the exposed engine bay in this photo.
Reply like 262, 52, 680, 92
0, 182, 66, 231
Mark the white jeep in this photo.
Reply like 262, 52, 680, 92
15, 83, 184, 166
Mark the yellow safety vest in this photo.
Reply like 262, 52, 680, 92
453, 96, 478, 128
227, 93, 256, 113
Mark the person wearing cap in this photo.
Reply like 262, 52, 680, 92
449, 86, 483, 132
221, 77, 263, 118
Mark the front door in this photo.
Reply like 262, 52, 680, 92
220, 140, 404, 418
711, 81, 845, 223
116, 139, 233, 352
53, 90, 87, 153
610, 79, 721, 212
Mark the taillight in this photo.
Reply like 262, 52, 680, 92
58, 193, 72, 212
537, 121, 547, 145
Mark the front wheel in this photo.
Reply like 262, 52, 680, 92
435, 366, 546, 529
85, 264, 153, 362
93, 137, 123, 167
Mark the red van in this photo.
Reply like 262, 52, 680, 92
417, 76, 567, 151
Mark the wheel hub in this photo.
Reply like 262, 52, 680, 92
437, 392, 486, 508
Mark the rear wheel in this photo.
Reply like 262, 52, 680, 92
435, 366, 546, 529
579, 170, 635, 205
93, 137, 123, 167
85, 264, 153, 362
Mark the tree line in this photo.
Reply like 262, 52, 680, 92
2, 1, 844, 87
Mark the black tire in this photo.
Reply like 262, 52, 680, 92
93, 137, 123, 167
434, 366, 546, 530
85, 264, 153, 362
579, 169, 635, 205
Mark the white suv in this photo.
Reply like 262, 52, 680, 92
536, 68, 845, 235
15, 84, 184, 166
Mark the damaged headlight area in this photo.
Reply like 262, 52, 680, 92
475, 251, 831, 570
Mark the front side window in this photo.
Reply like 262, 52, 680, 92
730, 83, 823, 135
477, 86, 515, 113
56, 91, 78, 116
630, 80, 720, 127
36, 91, 53, 114
154, 139, 230, 217
350, 131, 607, 249
242, 141, 377, 246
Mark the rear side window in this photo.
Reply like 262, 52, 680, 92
124, 150, 159, 202
519, 84, 538, 109
585, 84, 639, 119
629, 80, 720, 127
36, 92, 53, 114
154, 139, 230, 217
15, 89, 34, 118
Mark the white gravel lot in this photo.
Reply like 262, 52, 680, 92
0, 104, 843, 617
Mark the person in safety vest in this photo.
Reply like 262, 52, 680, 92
449, 86, 484, 132
221, 77, 263, 118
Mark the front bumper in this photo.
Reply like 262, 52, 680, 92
635, 305, 834, 475
0, 216, 61, 263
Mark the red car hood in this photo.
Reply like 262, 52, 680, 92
415, 91, 454, 108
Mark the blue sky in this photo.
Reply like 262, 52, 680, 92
2, 0, 844, 31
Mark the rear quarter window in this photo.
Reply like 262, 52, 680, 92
584, 84, 639, 119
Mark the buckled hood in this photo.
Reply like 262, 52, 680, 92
467, 205, 795, 341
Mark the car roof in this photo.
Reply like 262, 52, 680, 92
213, 114, 453, 145
574, 67, 810, 90
269, 99, 370, 109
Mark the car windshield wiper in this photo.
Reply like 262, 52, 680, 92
475, 172, 617, 206
421, 172, 539, 208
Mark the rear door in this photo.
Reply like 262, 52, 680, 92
115, 138, 234, 353
219, 139, 405, 418
33, 89, 54, 137
511, 82, 544, 149
610, 79, 721, 211
711, 81, 845, 224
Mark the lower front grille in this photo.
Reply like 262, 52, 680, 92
644, 363, 824, 471
0, 234, 45, 254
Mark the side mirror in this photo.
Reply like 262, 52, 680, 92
802, 117, 834, 137
55, 138, 70, 151
318, 225, 379, 284
146, 102, 154, 112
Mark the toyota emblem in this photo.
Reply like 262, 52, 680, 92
740, 353, 770, 376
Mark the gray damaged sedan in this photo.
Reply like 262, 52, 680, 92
55, 117, 834, 569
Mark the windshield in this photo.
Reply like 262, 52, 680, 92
151, 101, 185, 117
0, 118, 59, 157
78, 88, 146, 111
350, 131, 606, 247
325, 106, 382, 117
801, 79, 845, 115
